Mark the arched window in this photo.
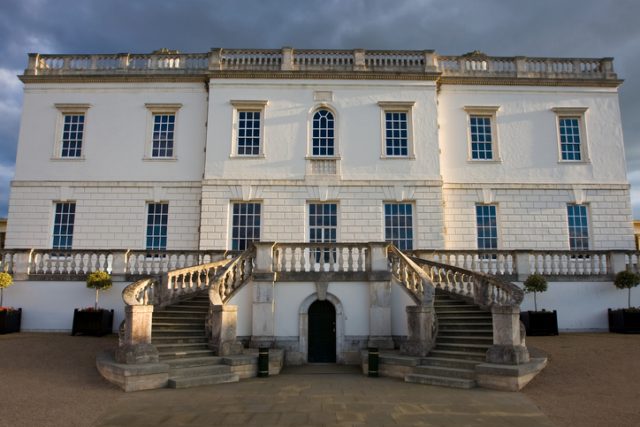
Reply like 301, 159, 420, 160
312, 109, 335, 156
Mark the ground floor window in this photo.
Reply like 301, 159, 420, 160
567, 204, 589, 250
476, 204, 498, 250
309, 203, 337, 262
146, 203, 168, 250
384, 203, 413, 250
53, 202, 76, 249
231, 202, 261, 251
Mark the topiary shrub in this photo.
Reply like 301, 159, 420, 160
0, 272, 14, 308
523, 273, 548, 312
613, 270, 640, 309
86, 271, 112, 310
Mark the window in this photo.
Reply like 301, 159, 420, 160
145, 103, 181, 159
231, 100, 267, 157
231, 202, 261, 251
309, 203, 337, 262
52, 202, 76, 249
54, 104, 90, 159
476, 205, 498, 250
553, 107, 588, 162
567, 204, 589, 250
311, 109, 335, 157
151, 113, 175, 158
61, 114, 85, 158
465, 106, 499, 161
146, 203, 168, 250
384, 203, 413, 250
378, 101, 414, 158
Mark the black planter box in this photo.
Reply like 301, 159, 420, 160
520, 310, 559, 336
608, 309, 640, 334
71, 309, 114, 336
0, 308, 21, 334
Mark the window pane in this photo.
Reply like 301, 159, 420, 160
151, 114, 175, 158
476, 205, 498, 250
52, 202, 76, 249
61, 114, 84, 158
567, 204, 589, 250
559, 117, 582, 161
231, 202, 261, 250
311, 109, 335, 157
146, 203, 168, 250
384, 111, 408, 157
384, 203, 413, 250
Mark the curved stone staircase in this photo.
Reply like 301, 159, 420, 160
405, 291, 493, 388
152, 292, 239, 388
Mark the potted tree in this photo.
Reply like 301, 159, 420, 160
0, 272, 21, 334
608, 270, 640, 333
72, 271, 114, 336
520, 273, 558, 336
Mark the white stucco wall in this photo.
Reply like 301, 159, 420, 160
391, 282, 413, 336
3, 280, 128, 332
519, 281, 640, 331
227, 280, 253, 337
438, 85, 628, 184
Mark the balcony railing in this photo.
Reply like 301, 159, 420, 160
0, 247, 635, 281
23, 49, 618, 82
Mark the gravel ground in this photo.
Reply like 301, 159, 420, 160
524, 333, 640, 427
1, 332, 639, 426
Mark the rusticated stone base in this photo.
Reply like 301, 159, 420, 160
486, 344, 530, 365
115, 343, 159, 364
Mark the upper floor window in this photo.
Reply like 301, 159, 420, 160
311, 109, 335, 157
146, 203, 168, 250
553, 107, 588, 162
464, 106, 500, 161
476, 204, 498, 250
378, 101, 414, 158
52, 202, 76, 249
231, 202, 261, 251
384, 203, 414, 250
231, 100, 267, 157
145, 103, 181, 160
54, 104, 90, 159
567, 204, 589, 250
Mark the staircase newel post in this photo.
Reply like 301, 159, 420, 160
116, 303, 159, 364
250, 242, 276, 349
486, 305, 530, 365
367, 242, 394, 349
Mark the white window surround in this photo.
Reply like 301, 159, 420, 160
53, 103, 91, 160
144, 103, 182, 161
230, 100, 268, 158
463, 106, 501, 162
378, 101, 415, 159
552, 107, 589, 163
307, 103, 340, 159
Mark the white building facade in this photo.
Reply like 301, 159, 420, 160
2, 49, 638, 350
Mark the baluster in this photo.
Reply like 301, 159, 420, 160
568, 255, 576, 275
593, 255, 600, 275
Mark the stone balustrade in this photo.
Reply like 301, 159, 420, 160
1, 248, 637, 281
22, 49, 618, 82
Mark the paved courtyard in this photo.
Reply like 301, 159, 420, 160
1, 332, 639, 426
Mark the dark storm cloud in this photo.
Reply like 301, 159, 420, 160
1, 0, 639, 216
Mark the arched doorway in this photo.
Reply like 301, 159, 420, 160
308, 300, 336, 363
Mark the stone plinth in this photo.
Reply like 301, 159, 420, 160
401, 305, 435, 357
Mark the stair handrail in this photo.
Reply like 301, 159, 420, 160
209, 246, 256, 305
388, 245, 523, 308
122, 277, 159, 306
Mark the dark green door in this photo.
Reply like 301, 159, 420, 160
308, 300, 336, 363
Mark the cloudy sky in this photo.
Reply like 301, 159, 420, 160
0, 0, 639, 217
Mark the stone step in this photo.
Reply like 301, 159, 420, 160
153, 311, 207, 319
165, 305, 209, 311
405, 373, 476, 389
429, 350, 486, 362
152, 336, 207, 344
433, 304, 483, 311
437, 315, 493, 321
420, 356, 482, 370
435, 343, 491, 353
155, 343, 210, 353
414, 365, 476, 380
152, 321, 205, 328
437, 335, 494, 345
165, 356, 224, 369
436, 329, 493, 336
159, 349, 216, 360
169, 364, 231, 378
438, 322, 493, 330
437, 312, 492, 319
153, 329, 206, 337
168, 373, 239, 389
